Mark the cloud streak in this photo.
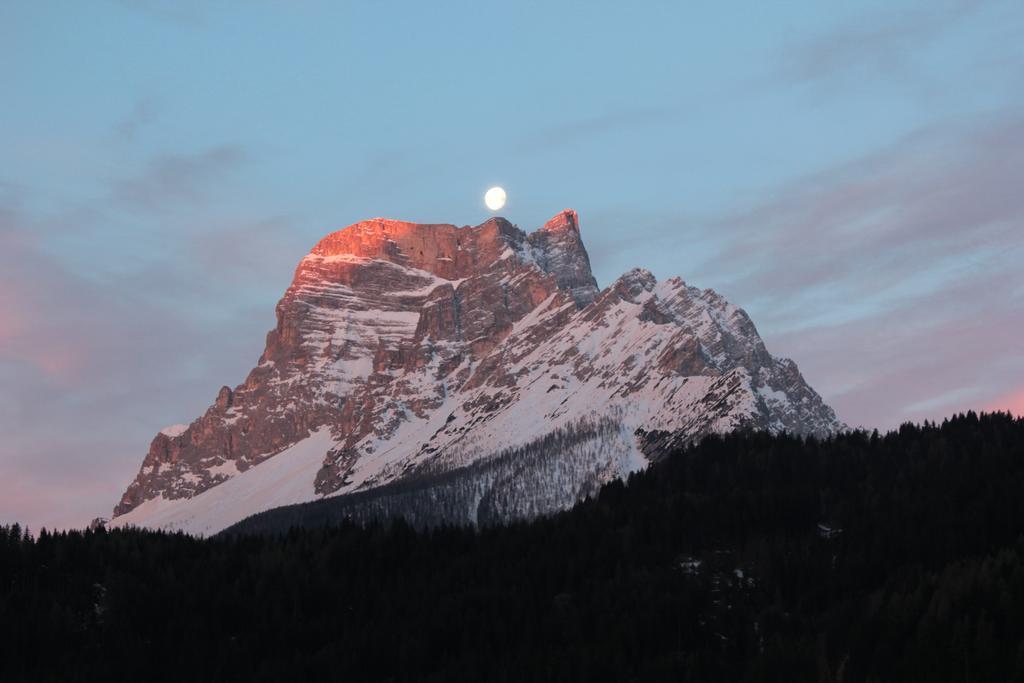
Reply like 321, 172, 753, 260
522, 105, 680, 153
779, 0, 984, 85
108, 144, 248, 213
676, 111, 1024, 428
114, 97, 161, 141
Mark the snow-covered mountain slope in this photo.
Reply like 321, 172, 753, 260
113, 429, 336, 536
111, 209, 840, 535
226, 416, 639, 534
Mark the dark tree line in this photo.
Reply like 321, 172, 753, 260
2, 411, 1024, 681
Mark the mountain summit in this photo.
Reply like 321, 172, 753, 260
112, 210, 840, 534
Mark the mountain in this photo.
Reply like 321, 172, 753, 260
111, 210, 840, 535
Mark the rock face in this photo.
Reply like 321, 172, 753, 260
112, 210, 840, 535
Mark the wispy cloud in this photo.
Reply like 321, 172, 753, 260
188, 214, 306, 284
108, 144, 248, 212
522, 105, 679, 153
0, 221, 277, 530
677, 110, 1024, 428
697, 112, 1024, 313
114, 96, 161, 141
0, 145, 282, 530
769, 264, 1022, 428
779, 1, 983, 85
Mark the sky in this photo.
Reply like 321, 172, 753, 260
2, 0, 1023, 530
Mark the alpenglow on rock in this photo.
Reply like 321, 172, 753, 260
112, 209, 840, 535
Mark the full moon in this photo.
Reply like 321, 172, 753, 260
484, 186, 507, 211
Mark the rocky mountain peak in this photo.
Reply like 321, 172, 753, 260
525, 209, 597, 307
111, 209, 840, 536
611, 268, 658, 301
300, 211, 595, 298
539, 208, 580, 233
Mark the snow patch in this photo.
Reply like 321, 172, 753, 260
111, 429, 336, 537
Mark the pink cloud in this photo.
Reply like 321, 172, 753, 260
0, 295, 26, 341
984, 388, 1024, 417
0, 198, 279, 529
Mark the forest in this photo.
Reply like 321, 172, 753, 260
2, 411, 1024, 682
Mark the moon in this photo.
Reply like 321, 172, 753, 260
484, 186, 507, 211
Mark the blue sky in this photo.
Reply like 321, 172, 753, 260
2, 0, 1023, 529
